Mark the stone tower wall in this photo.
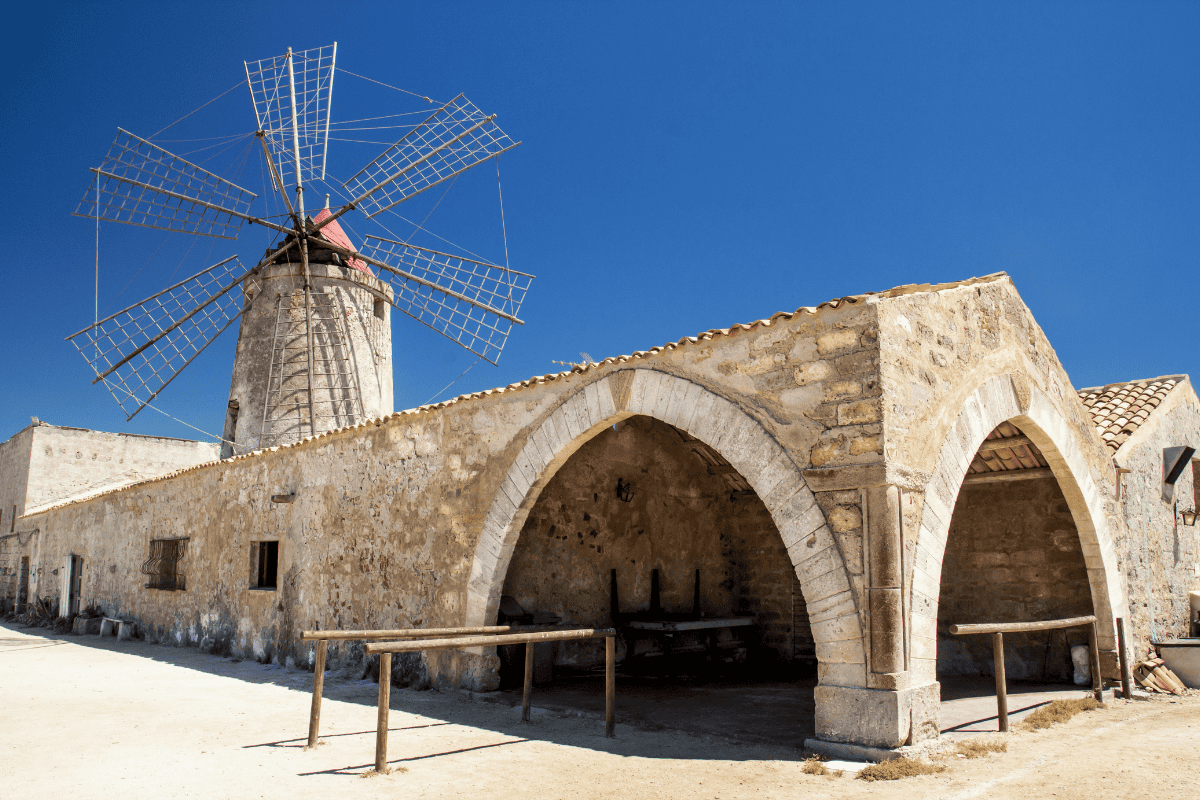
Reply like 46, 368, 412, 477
222, 260, 394, 456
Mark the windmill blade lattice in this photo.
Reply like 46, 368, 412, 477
361, 236, 533, 364
245, 44, 337, 188
343, 95, 519, 218
73, 129, 257, 239
67, 256, 253, 420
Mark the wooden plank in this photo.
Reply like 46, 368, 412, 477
605, 636, 616, 738
1088, 621, 1104, 702
1117, 617, 1133, 700
707, 464, 739, 475
301, 625, 570, 641
363, 628, 616, 654
626, 617, 754, 632
976, 435, 1034, 453
522, 641, 534, 723
993, 632, 1008, 732
375, 652, 392, 773
950, 615, 1096, 636
307, 639, 327, 748
962, 467, 1053, 485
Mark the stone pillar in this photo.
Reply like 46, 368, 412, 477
804, 466, 942, 751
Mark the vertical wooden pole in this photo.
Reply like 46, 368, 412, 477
375, 653, 391, 773
992, 632, 1008, 732
605, 635, 615, 738
1116, 617, 1133, 700
307, 639, 327, 748
1087, 621, 1103, 702
522, 641, 534, 722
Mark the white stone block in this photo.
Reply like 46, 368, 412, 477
805, 589, 858, 624
818, 661, 867, 688
811, 612, 862, 644
595, 376, 617, 421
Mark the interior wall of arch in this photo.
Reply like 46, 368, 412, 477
501, 414, 814, 673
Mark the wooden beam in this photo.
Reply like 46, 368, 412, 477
949, 614, 1096, 636
707, 464, 739, 475
962, 467, 1053, 485
976, 435, 1034, 453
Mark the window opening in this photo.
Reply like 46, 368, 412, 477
142, 538, 187, 590
253, 541, 278, 589
373, 298, 386, 320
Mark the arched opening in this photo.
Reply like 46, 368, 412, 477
495, 414, 817, 745
936, 420, 1098, 727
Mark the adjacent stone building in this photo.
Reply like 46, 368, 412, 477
6, 273, 1198, 753
0, 423, 218, 613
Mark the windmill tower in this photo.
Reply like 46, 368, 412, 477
68, 44, 533, 456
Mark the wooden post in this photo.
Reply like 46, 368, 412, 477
307, 638, 327, 748
992, 632, 1008, 732
1087, 621, 1103, 702
1116, 617, 1133, 700
375, 653, 391, 773
522, 640, 534, 722
605, 634, 615, 738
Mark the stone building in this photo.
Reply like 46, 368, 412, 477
0, 422, 218, 613
5, 273, 1198, 753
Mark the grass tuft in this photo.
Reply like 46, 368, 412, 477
955, 737, 1008, 758
801, 755, 829, 775
857, 757, 945, 781
1022, 697, 1105, 731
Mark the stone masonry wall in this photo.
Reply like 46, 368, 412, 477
21, 283, 889, 691
503, 415, 809, 671
1114, 381, 1200, 657
937, 477, 1092, 681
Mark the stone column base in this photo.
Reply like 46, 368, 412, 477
813, 682, 940, 749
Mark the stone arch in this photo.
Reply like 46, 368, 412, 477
465, 368, 867, 686
910, 374, 1125, 685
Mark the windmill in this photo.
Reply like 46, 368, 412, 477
67, 43, 534, 456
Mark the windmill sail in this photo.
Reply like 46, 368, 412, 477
73, 129, 257, 239
360, 236, 533, 364
342, 95, 519, 218
245, 44, 337, 188
66, 256, 253, 420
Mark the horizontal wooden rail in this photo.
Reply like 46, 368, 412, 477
950, 615, 1102, 731
362, 627, 616, 654
365, 628, 617, 773
949, 615, 1096, 636
301, 625, 562, 641
303, 624, 581, 747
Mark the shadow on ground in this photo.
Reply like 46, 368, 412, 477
2, 620, 816, 765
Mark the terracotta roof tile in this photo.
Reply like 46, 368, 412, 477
1077, 376, 1184, 455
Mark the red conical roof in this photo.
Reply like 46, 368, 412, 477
312, 208, 371, 274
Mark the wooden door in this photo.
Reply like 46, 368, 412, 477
68, 555, 83, 615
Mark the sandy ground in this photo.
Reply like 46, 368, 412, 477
2, 622, 1197, 800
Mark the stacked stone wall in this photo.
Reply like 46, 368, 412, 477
937, 478, 1092, 681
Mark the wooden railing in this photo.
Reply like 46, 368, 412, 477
949, 614, 1132, 732
301, 626, 617, 773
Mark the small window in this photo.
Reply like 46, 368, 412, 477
142, 538, 187, 590
373, 298, 386, 320
251, 541, 279, 590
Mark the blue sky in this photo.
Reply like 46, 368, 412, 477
1, 2, 1197, 443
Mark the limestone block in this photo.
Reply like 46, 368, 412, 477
802, 563, 852, 604
815, 637, 865, 665
595, 376, 617, 421
805, 589, 858, 624
811, 612, 861, 644
817, 661, 867, 689
816, 329, 860, 355
813, 683, 939, 748
72, 617, 89, 635
672, 381, 705, 433
99, 618, 116, 637
117, 621, 134, 641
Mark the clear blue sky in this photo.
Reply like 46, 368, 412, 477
1, 2, 1197, 443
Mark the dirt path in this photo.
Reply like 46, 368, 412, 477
2, 623, 1197, 799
